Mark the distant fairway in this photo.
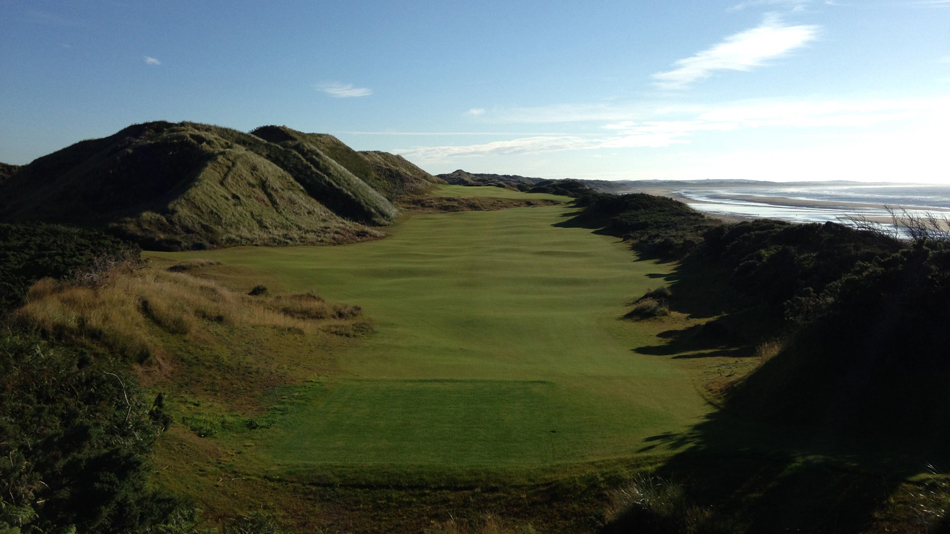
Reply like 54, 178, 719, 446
152, 190, 712, 472
431, 184, 568, 201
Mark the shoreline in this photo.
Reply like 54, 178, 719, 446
613, 184, 950, 228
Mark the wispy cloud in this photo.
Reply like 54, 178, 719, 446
473, 103, 665, 124
316, 82, 372, 98
466, 108, 486, 116
395, 97, 950, 161
397, 136, 594, 160
652, 16, 819, 89
729, 0, 812, 12
144, 57, 161, 66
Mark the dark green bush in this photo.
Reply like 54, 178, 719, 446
0, 223, 139, 313
728, 241, 950, 435
0, 332, 183, 534
575, 193, 715, 260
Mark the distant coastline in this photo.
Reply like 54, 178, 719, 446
614, 181, 950, 228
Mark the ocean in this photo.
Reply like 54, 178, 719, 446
675, 184, 950, 227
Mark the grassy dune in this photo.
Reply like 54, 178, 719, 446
151, 190, 712, 476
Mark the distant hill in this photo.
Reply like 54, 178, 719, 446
437, 171, 849, 196
0, 162, 19, 181
439, 170, 543, 190
358, 150, 441, 199
250, 126, 441, 201
0, 121, 434, 250
439, 170, 635, 195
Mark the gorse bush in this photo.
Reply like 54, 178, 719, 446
624, 288, 672, 320
625, 299, 669, 320
0, 223, 138, 314
694, 219, 901, 315
605, 474, 729, 534
575, 193, 716, 260
728, 240, 950, 434
0, 333, 184, 534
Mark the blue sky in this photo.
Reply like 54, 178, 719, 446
1, 1, 948, 182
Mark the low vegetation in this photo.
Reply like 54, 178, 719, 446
623, 288, 671, 320
0, 222, 370, 533
0, 162, 19, 181
570, 192, 717, 259
0, 332, 188, 534
0, 223, 139, 313
15, 264, 363, 363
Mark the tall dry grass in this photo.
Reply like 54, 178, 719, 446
428, 514, 537, 534
16, 265, 361, 362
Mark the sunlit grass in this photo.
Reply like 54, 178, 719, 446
16, 262, 362, 362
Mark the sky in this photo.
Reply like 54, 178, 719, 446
1, 0, 948, 183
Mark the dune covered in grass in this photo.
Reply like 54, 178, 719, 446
0, 121, 442, 250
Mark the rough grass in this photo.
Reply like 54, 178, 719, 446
249, 126, 443, 201
624, 287, 672, 320
16, 264, 364, 364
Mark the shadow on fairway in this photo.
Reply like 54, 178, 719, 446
632, 324, 754, 359
600, 407, 950, 533
605, 260, 950, 532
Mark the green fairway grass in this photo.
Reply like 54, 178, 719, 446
150, 196, 712, 473
430, 184, 570, 201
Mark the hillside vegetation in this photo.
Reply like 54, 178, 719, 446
575, 192, 949, 437
0, 122, 439, 250
0, 221, 370, 534
249, 126, 442, 200
0, 163, 19, 181
0, 222, 138, 313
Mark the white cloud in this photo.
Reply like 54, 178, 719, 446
694, 99, 934, 127
394, 97, 950, 162
652, 16, 819, 89
396, 136, 593, 160
316, 82, 372, 98
144, 57, 161, 66
729, 0, 811, 12
467, 108, 486, 116
473, 103, 662, 124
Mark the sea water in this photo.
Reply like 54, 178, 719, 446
676, 184, 950, 227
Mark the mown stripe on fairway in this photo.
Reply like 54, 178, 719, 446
266, 378, 680, 467
268, 379, 561, 466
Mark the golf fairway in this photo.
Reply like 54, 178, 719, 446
152, 202, 713, 469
